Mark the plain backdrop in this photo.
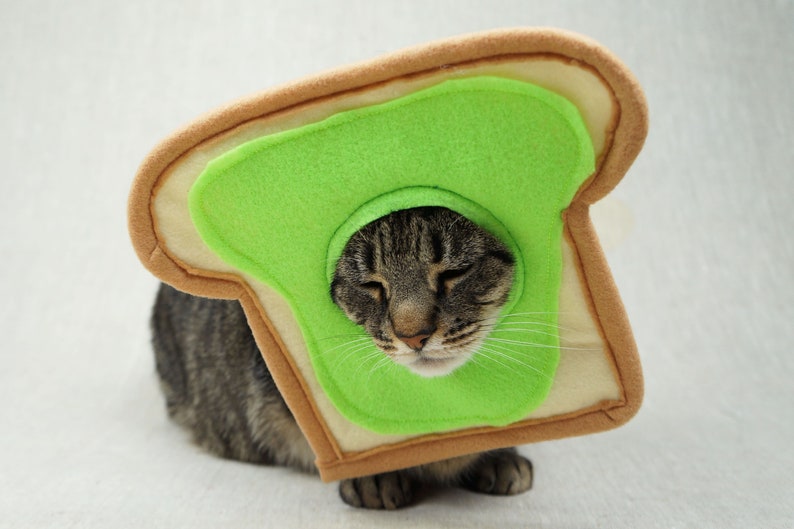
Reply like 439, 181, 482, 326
1, 1, 792, 527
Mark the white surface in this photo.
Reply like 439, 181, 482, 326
1, 1, 792, 527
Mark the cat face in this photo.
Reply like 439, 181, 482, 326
331, 207, 514, 377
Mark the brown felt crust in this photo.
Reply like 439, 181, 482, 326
128, 28, 647, 481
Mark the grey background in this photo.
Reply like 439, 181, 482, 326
1, 1, 792, 527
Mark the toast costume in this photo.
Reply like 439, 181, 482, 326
128, 28, 647, 481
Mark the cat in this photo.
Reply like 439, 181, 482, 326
151, 206, 533, 509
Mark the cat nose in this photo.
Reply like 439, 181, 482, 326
397, 329, 434, 351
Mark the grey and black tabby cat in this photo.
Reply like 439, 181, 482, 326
152, 207, 533, 509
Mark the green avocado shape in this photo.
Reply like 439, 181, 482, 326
189, 76, 594, 434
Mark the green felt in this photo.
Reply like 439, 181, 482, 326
189, 76, 595, 434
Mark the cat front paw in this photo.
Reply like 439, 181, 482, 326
460, 450, 533, 495
338, 471, 415, 509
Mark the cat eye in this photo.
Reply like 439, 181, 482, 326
361, 280, 387, 302
436, 266, 472, 294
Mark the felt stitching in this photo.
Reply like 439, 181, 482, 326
534, 122, 588, 378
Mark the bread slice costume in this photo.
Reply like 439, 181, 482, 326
128, 28, 647, 482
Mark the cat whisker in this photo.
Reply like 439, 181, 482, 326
319, 337, 372, 356
484, 315, 562, 324
353, 349, 390, 379
366, 354, 396, 384
464, 353, 512, 381
471, 349, 520, 374
475, 347, 523, 374
481, 319, 563, 326
490, 311, 570, 318
320, 335, 371, 349
476, 344, 554, 381
476, 346, 553, 381
480, 317, 551, 328
482, 312, 571, 328
317, 333, 370, 342
483, 327, 562, 340
332, 341, 379, 369
487, 327, 595, 347
484, 336, 600, 352
481, 320, 580, 334
443, 338, 480, 353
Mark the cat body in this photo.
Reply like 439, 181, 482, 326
152, 207, 533, 509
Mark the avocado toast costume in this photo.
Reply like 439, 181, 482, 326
129, 28, 647, 481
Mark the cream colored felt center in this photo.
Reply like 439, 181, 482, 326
153, 58, 622, 453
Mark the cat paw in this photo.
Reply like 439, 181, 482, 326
338, 471, 415, 509
460, 450, 533, 495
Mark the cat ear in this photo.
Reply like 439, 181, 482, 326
360, 280, 387, 303
435, 266, 472, 295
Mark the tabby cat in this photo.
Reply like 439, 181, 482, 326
151, 207, 533, 509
